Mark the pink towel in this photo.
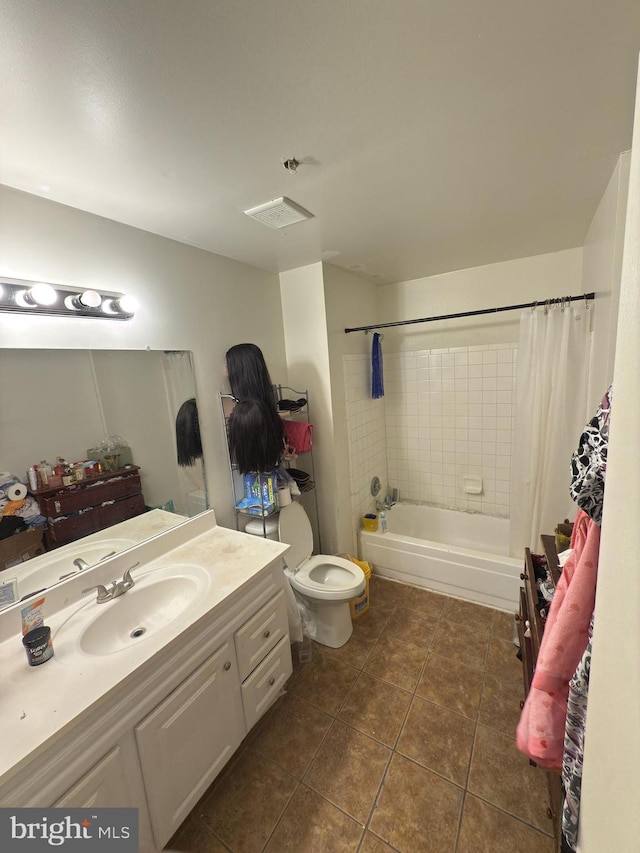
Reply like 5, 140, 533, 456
516, 510, 600, 768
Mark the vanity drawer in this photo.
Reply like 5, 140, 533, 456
41, 473, 142, 516
241, 635, 292, 730
46, 494, 147, 546
235, 590, 288, 681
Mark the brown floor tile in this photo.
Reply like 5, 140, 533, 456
289, 655, 359, 715
304, 720, 391, 823
397, 697, 475, 786
443, 597, 496, 631
339, 671, 412, 747
354, 604, 394, 636
364, 633, 427, 692
199, 750, 297, 853
315, 623, 378, 669
416, 652, 484, 719
485, 635, 522, 684
369, 576, 405, 609
358, 831, 397, 852
264, 784, 363, 853
394, 584, 447, 620
286, 643, 313, 687
430, 618, 489, 669
468, 725, 553, 834
167, 814, 230, 852
369, 754, 463, 853
457, 794, 555, 853
491, 609, 518, 643
250, 693, 333, 778
478, 673, 524, 738
383, 606, 437, 649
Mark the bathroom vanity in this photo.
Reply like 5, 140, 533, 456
0, 510, 292, 852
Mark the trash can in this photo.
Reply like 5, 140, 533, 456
338, 554, 372, 620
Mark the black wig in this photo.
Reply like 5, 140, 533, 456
228, 399, 284, 474
176, 398, 203, 466
226, 343, 278, 406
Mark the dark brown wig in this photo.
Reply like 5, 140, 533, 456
176, 398, 203, 466
227, 398, 284, 474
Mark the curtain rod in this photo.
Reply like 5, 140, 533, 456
344, 292, 595, 334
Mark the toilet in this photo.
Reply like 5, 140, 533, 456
245, 503, 365, 648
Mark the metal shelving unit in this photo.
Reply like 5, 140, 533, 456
218, 386, 321, 549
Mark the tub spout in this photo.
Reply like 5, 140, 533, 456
376, 498, 396, 511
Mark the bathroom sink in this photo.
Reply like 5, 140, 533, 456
54, 564, 211, 657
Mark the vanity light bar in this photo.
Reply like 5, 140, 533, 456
0, 278, 137, 320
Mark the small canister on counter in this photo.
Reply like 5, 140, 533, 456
22, 625, 54, 666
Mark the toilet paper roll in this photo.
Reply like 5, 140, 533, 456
277, 485, 292, 507
7, 483, 27, 501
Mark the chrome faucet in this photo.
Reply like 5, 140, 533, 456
82, 563, 140, 604
59, 551, 117, 582
376, 496, 396, 511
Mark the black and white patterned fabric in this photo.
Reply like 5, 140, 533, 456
561, 615, 594, 851
569, 386, 612, 525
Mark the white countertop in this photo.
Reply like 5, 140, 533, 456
0, 511, 288, 784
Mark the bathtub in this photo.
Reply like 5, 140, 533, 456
359, 502, 521, 612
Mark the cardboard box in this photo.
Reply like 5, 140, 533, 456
0, 527, 45, 572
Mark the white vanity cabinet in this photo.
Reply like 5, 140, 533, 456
135, 638, 245, 846
0, 536, 292, 853
54, 741, 139, 808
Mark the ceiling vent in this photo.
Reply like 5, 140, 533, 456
244, 197, 313, 229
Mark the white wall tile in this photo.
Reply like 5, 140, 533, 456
344, 345, 516, 523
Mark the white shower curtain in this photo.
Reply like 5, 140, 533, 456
509, 301, 592, 556
161, 351, 207, 515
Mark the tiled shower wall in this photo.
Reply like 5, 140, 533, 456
343, 355, 387, 538
344, 344, 517, 527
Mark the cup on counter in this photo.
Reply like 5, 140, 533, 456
22, 625, 54, 666
277, 485, 292, 507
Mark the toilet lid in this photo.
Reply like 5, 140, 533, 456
278, 502, 312, 569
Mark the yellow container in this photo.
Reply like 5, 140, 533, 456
362, 513, 378, 532
339, 554, 372, 619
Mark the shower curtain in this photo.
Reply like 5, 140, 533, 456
509, 301, 592, 556
162, 351, 206, 515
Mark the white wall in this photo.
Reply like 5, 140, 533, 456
0, 186, 287, 529
323, 264, 381, 554
379, 248, 584, 352
581, 151, 631, 411
580, 76, 640, 852
279, 264, 333, 552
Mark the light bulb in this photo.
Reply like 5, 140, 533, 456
29, 283, 57, 306
117, 294, 138, 314
102, 293, 137, 316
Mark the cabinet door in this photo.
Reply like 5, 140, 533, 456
135, 639, 245, 849
53, 745, 133, 808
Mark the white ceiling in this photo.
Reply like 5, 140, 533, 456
2, 1, 640, 285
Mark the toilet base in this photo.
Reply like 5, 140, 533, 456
290, 588, 354, 648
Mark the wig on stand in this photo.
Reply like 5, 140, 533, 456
228, 399, 285, 474
176, 398, 203, 467
225, 343, 284, 473
226, 343, 279, 406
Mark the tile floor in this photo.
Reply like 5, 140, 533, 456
168, 576, 556, 853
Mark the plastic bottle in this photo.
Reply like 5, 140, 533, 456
27, 465, 38, 492
39, 460, 51, 486
379, 511, 388, 533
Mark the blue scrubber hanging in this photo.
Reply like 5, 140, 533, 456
371, 332, 384, 399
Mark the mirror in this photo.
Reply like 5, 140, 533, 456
0, 349, 207, 597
